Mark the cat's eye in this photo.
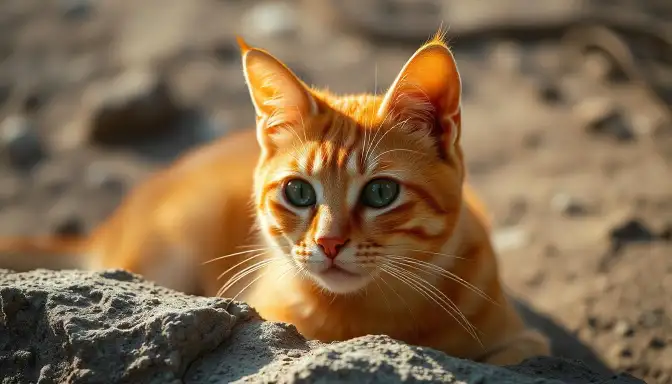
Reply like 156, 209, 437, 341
284, 179, 317, 207
360, 178, 399, 209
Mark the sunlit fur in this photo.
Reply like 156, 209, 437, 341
0, 33, 550, 365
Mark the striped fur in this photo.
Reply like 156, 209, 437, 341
0, 34, 549, 365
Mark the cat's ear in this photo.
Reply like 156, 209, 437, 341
377, 38, 462, 154
238, 37, 317, 147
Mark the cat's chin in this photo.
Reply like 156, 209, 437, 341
311, 267, 371, 294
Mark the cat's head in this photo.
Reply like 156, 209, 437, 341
239, 35, 465, 295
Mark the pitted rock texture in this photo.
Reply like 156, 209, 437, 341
0, 269, 643, 384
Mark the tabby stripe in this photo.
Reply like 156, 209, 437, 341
268, 200, 297, 217
389, 226, 446, 241
402, 182, 447, 215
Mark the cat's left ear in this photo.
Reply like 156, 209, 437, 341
377, 39, 462, 154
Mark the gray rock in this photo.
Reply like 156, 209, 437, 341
241, 2, 299, 39
0, 270, 643, 384
83, 69, 183, 145
60, 0, 93, 20
551, 193, 589, 217
575, 98, 635, 142
0, 115, 45, 171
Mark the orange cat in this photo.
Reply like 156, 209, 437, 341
0, 34, 550, 365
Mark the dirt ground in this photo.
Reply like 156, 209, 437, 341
0, 0, 670, 382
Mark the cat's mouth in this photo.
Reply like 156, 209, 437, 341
310, 263, 370, 294
320, 265, 360, 278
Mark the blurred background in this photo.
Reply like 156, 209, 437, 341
0, 0, 671, 382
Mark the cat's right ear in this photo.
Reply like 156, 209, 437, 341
238, 37, 317, 149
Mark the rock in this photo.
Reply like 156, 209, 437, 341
0, 115, 45, 171
83, 69, 184, 145
32, 161, 72, 195
22, 90, 44, 113
59, 0, 92, 20
0, 269, 644, 384
522, 131, 544, 149
575, 98, 635, 142
489, 40, 524, 74
50, 213, 85, 236
581, 50, 620, 82
609, 218, 656, 253
660, 224, 672, 241
242, 2, 298, 39
492, 226, 530, 252
613, 320, 635, 338
84, 162, 128, 194
503, 197, 528, 226
0, 174, 23, 206
551, 193, 589, 217
648, 336, 666, 350
638, 308, 665, 328
47, 201, 87, 236
0, 81, 11, 108
536, 77, 563, 104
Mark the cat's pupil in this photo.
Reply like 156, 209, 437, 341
285, 179, 316, 207
361, 179, 399, 208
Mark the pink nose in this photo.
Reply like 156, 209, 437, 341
316, 237, 349, 259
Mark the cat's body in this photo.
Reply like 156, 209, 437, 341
0, 35, 550, 365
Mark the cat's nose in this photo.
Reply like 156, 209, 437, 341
316, 237, 349, 259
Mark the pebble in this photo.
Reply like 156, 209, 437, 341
83, 69, 183, 145
613, 320, 634, 337
648, 336, 666, 350
609, 218, 655, 253
0, 81, 11, 108
581, 50, 620, 82
242, 2, 298, 39
660, 224, 671, 241
575, 98, 635, 142
536, 77, 563, 104
0, 175, 24, 205
60, 0, 92, 20
0, 115, 45, 171
52, 214, 85, 236
503, 197, 527, 226
32, 162, 72, 195
638, 308, 665, 328
488, 40, 524, 74
551, 193, 589, 217
609, 342, 633, 360
492, 226, 530, 252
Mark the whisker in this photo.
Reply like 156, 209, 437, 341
216, 251, 271, 281
202, 248, 279, 265
217, 257, 281, 297
223, 260, 291, 310
375, 271, 419, 333
369, 148, 429, 165
380, 262, 481, 344
235, 244, 290, 250
382, 254, 498, 306
383, 261, 481, 343
366, 118, 411, 164
386, 246, 467, 261
368, 271, 392, 313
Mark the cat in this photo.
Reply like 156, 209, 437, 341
0, 33, 550, 365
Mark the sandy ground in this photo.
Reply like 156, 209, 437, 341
0, 0, 670, 382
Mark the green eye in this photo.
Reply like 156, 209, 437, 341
361, 178, 400, 208
284, 179, 317, 207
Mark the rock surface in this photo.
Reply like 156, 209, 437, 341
0, 269, 642, 384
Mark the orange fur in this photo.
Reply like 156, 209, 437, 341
0, 35, 549, 364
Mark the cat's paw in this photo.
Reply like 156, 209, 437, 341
480, 328, 551, 366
